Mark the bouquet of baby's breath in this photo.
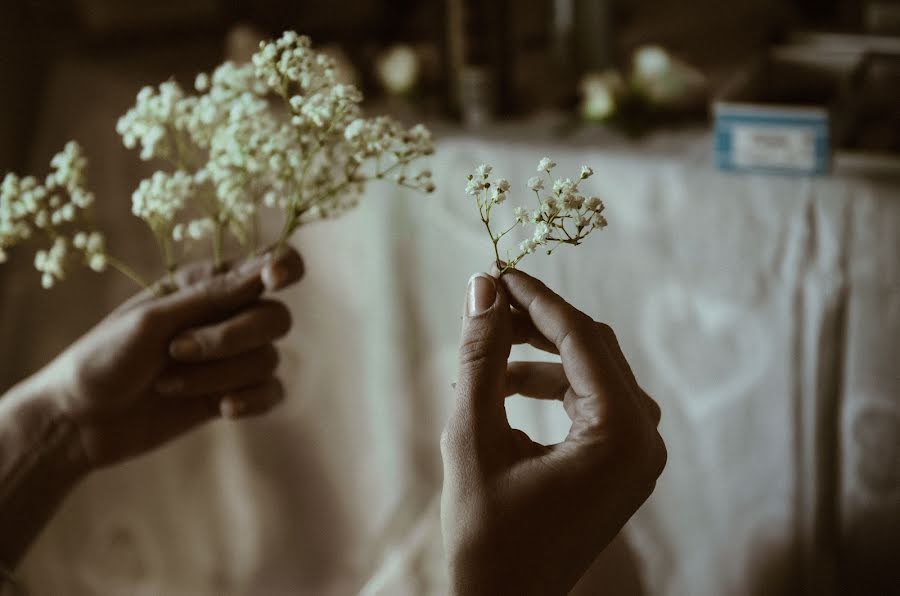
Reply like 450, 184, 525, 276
467, 158, 607, 274
0, 32, 434, 290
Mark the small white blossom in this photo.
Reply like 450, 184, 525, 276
514, 206, 529, 223
195, 72, 210, 92
495, 178, 510, 193
541, 198, 559, 217
89, 253, 107, 272
585, 196, 604, 212
533, 221, 551, 243
527, 176, 544, 192
520, 238, 538, 254
466, 177, 484, 196
553, 178, 575, 195
580, 166, 593, 179
562, 193, 584, 211
537, 157, 556, 173
475, 164, 493, 179
187, 218, 216, 240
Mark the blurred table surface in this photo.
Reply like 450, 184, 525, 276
2, 53, 899, 596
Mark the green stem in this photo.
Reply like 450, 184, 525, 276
212, 221, 224, 272
276, 207, 298, 251
481, 217, 502, 269
105, 255, 152, 290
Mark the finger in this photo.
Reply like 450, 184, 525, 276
496, 268, 615, 399
454, 273, 511, 426
505, 361, 570, 401
122, 246, 304, 330
639, 390, 662, 426
147, 254, 272, 335
511, 308, 558, 353
261, 245, 305, 291
169, 298, 292, 362
595, 323, 661, 426
155, 345, 280, 397
110, 259, 237, 317
219, 378, 285, 419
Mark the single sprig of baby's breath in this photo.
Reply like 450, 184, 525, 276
467, 157, 607, 274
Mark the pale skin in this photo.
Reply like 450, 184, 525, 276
0, 247, 304, 567
441, 268, 667, 596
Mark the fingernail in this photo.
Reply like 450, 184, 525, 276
154, 376, 184, 395
219, 396, 244, 419
261, 262, 287, 290
170, 336, 202, 360
466, 273, 496, 316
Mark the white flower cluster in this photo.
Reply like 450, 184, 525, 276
116, 82, 192, 162
2, 31, 435, 291
466, 157, 607, 272
34, 237, 68, 288
1, 142, 108, 287
73, 231, 107, 273
117, 30, 434, 262
131, 171, 193, 232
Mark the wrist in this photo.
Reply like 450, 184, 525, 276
3, 371, 92, 483
0, 372, 91, 565
446, 550, 502, 596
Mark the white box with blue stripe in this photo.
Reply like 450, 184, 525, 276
713, 53, 842, 176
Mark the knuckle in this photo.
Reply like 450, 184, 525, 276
653, 434, 668, 477
199, 276, 230, 308
457, 336, 496, 369
216, 320, 242, 349
555, 322, 596, 355
67, 354, 92, 390
649, 398, 662, 423
133, 306, 163, 337
595, 321, 616, 341
267, 377, 285, 400
439, 421, 467, 460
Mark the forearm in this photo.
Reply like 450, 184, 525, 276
0, 373, 88, 567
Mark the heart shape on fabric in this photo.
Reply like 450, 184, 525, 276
640, 282, 769, 421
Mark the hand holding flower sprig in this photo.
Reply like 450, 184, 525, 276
0, 142, 149, 289
467, 157, 607, 274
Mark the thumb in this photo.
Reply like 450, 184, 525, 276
455, 273, 511, 425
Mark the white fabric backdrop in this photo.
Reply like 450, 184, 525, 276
3, 52, 898, 595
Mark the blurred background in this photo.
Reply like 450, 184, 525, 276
1, 0, 899, 594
